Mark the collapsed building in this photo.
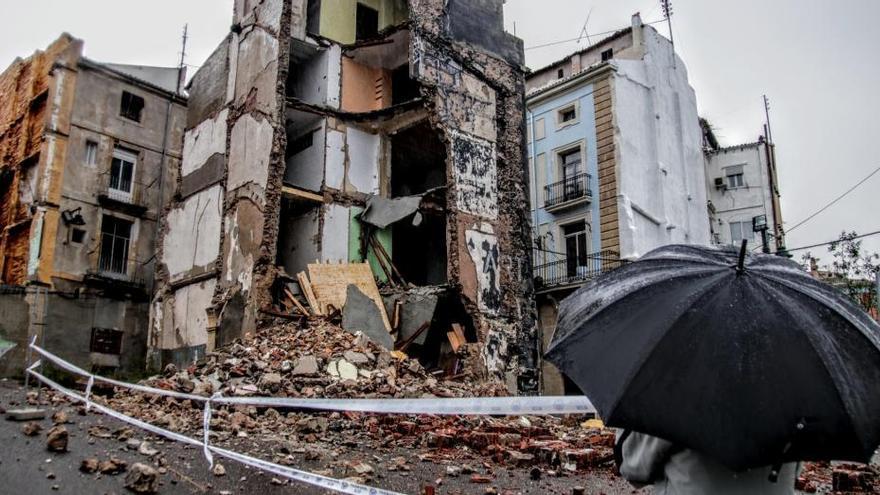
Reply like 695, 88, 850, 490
0, 34, 186, 376
150, 0, 539, 393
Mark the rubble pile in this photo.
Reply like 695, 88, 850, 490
96, 320, 618, 477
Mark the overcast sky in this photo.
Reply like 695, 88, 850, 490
2, 0, 878, 264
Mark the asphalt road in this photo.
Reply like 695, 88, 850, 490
0, 380, 637, 495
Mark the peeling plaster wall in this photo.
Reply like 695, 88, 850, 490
152, 0, 537, 392
150, 0, 292, 365
408, 0, 538, 392
162, 185, 223, 281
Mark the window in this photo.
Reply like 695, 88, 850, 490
71, 228, 86, 244
563, 221, 590, 278
601, 49, 614, 62
729, 221, 753, 245
727, 173, 744, 188
99, 216, 132, 275
560, 106, 577, 123
559, 147, 584, 202
84, 141, 98, 166
109, 148, 137, 201
725, 165, 745, 188
557, 68, 565, 79
120, 91, 144, 122
355, 3, 379, 40
90, 327, 123, 355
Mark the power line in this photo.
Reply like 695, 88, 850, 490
784, 229, 880, 253
784, 165, 880, 235
525, 19, 667, 51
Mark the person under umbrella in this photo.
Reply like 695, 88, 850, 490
546, 242, 880, 493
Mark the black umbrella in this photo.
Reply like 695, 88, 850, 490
545, 243, 880, 471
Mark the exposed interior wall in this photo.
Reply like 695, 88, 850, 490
317, 0, 409, 44
152, 0, 537, 393
341, 57, 391, 112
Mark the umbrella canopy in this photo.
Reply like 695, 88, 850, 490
545, 244, 880, 471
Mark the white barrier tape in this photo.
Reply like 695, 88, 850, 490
202, 393, 220, 468
84, 375, 95, 412
27, 369, 405, 495
217, 395, 595, 415
29, 343, 596, 416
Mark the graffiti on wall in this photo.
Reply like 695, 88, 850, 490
452, 131, 498, 220
466, 222, 501, 314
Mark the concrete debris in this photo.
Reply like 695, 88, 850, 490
291, 355, 319, 376
98, 457, 129, 475
80, 458, 99, 473
138, 441, 159, 457
46, 425, 68, 452
359, 194, 424, 229
212, 462, 226, 477
51, 410, 68, 425
124, 462, 159, 494
21, 421, 42, 436
6, 408, 47, 421
341, 284, 395, 349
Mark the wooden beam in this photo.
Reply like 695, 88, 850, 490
282, 185, 324, 203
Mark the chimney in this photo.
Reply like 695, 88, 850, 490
631, 13, 644, 50
570, 54, 581, 74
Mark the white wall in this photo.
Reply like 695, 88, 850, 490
285, 121, 326, 191
162, 185, 224, 280
612, 26, 711, 258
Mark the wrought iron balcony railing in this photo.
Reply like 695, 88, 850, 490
533, 249, 626, 289
544, 172, 592, 209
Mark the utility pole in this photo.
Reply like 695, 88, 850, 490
177, 24, 189, 94
661, 0, 676, 68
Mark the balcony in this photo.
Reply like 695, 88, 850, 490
544, 173, 592, 211
96, 174, 149, 217
83, 258, 148, 299
533, 249, 626, 291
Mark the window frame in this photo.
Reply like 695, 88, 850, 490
84, 140, 98, 166
120, 91, 145, 123
98, 215, 134, 276
556, 101, 580, 129
560, 218, 591, 278
109, 147, 138, 201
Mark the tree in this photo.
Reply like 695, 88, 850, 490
827, 231, 880, 314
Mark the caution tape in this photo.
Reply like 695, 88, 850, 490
27, 342, 597, 495
29, 343, 596, 416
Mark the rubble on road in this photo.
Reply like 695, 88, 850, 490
6, 407, 47, 421
46, 425, 68, 452
124, 462, 159, 494
21, 421, 42, 436
81, 320, 621, 484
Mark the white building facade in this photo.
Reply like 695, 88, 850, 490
704, 137, 785, 253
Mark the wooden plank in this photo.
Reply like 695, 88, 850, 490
282, 185, 324, 203
307, 262, 392, 332
296, 271, 323, 316
284, 287, 310, 317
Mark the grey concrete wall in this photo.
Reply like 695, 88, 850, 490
0, 288, 29, 378
0, 291, 149, 379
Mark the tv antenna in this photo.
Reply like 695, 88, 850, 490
660, 0, 676, 68
177, 24, 189, 94
577, 8, 595, 47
